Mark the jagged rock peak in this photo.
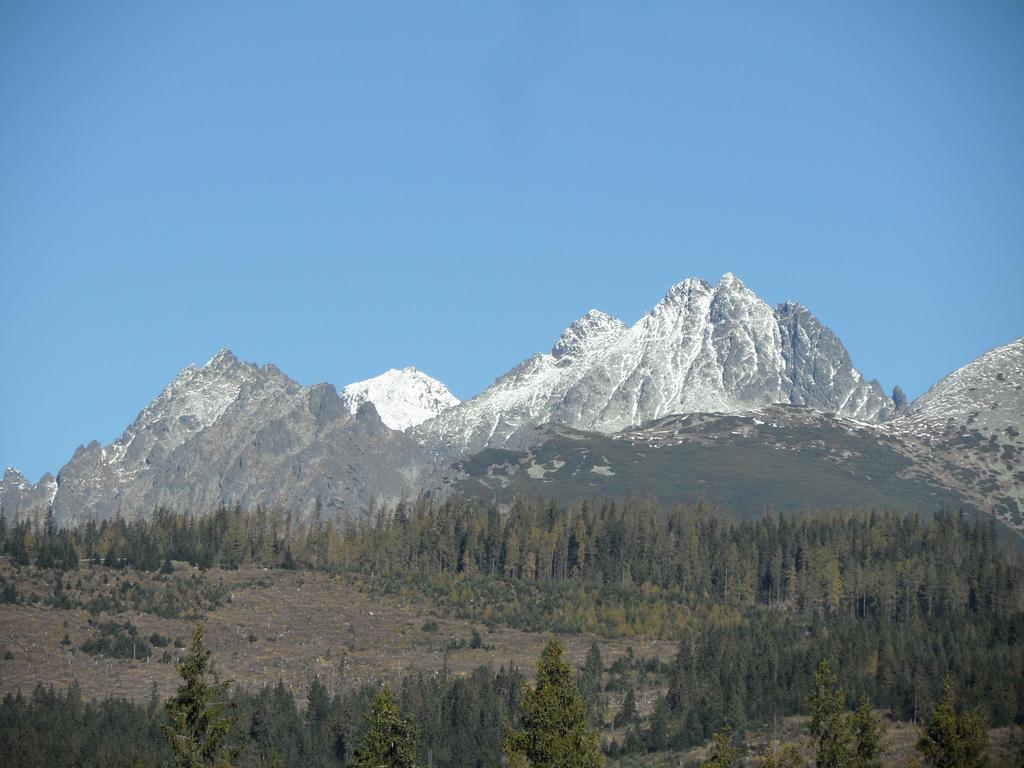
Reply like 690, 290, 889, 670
204, 347, 239, 368
552, 310, 627, 359
3, 467, 29, 487
657, 276, 713, 308
340, 367, 459, 431
1, 467, 58, 519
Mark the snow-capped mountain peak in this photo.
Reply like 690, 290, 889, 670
340, 367, 459, 431
418, 273, 894, 456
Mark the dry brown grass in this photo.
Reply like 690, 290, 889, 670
0, 558, 675, 707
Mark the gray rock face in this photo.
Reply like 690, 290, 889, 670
776, 302, 894, 420
417, 274, 893, 457
0, 468, 56, 522
4, 350, 431, 526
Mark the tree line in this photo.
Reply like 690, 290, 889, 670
5, 498, 1022, 621
3, 496, 1023, 746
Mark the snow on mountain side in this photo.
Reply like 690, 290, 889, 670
887, 337, 1024, 531
340, 367, 459, 431
417, 273, 893, 456
898, 337, 1024, 435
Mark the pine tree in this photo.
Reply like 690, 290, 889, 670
306, 675, 332, 761
808, 660, 852, 768
353, 687, 421, 768
163, 625, 237, 768
759, 744, 805, 768
851, 695, 883, 768
705, 724, 740, 767
505, 638, 604, 768
578, 641, 605, 725
916, 676, 990, 768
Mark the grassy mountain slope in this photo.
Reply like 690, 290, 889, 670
450, 406, 974, 519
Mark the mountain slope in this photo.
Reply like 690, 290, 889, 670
339, 367, 458, 431
417, 274, 893, 457
898, 337, 1023, 434
446, 406, 973, 520
887, 337, 1024, 528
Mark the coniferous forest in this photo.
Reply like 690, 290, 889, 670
2, 497, 1023, 766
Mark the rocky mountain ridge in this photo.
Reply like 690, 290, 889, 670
1, 276, 1018, 530
416, 273, 895, 457
10, 351, 432, 526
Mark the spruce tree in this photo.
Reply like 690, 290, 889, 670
916, 676, 990, 768
759, 744, 805, 768
705, 724, 740, 767
808, 660, 852, 768
505, 638, 603, 768
578, 641, 605, 726
163, 625, 237, 768
851, 695, 883, 768
354, 687, 421, 768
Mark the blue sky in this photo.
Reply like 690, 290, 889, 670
2, 1, 1022, 481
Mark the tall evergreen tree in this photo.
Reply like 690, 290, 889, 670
758, 744, 805, 768
577, 641, 605, 726
505, 638, 603, 768
808, 660, 852, 768
354, 687, 421, 768
916, 676, 990, 768
851, 695, 883, 768
163, 625, 238, 768
704, 724, 740, 767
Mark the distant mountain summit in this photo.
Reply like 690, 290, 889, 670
417, 273, 894, 456
340, 367, 458, 431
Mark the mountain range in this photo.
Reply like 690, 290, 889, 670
2, 274, 1021, 532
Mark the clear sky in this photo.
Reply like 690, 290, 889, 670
2, 2, 1022, 482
